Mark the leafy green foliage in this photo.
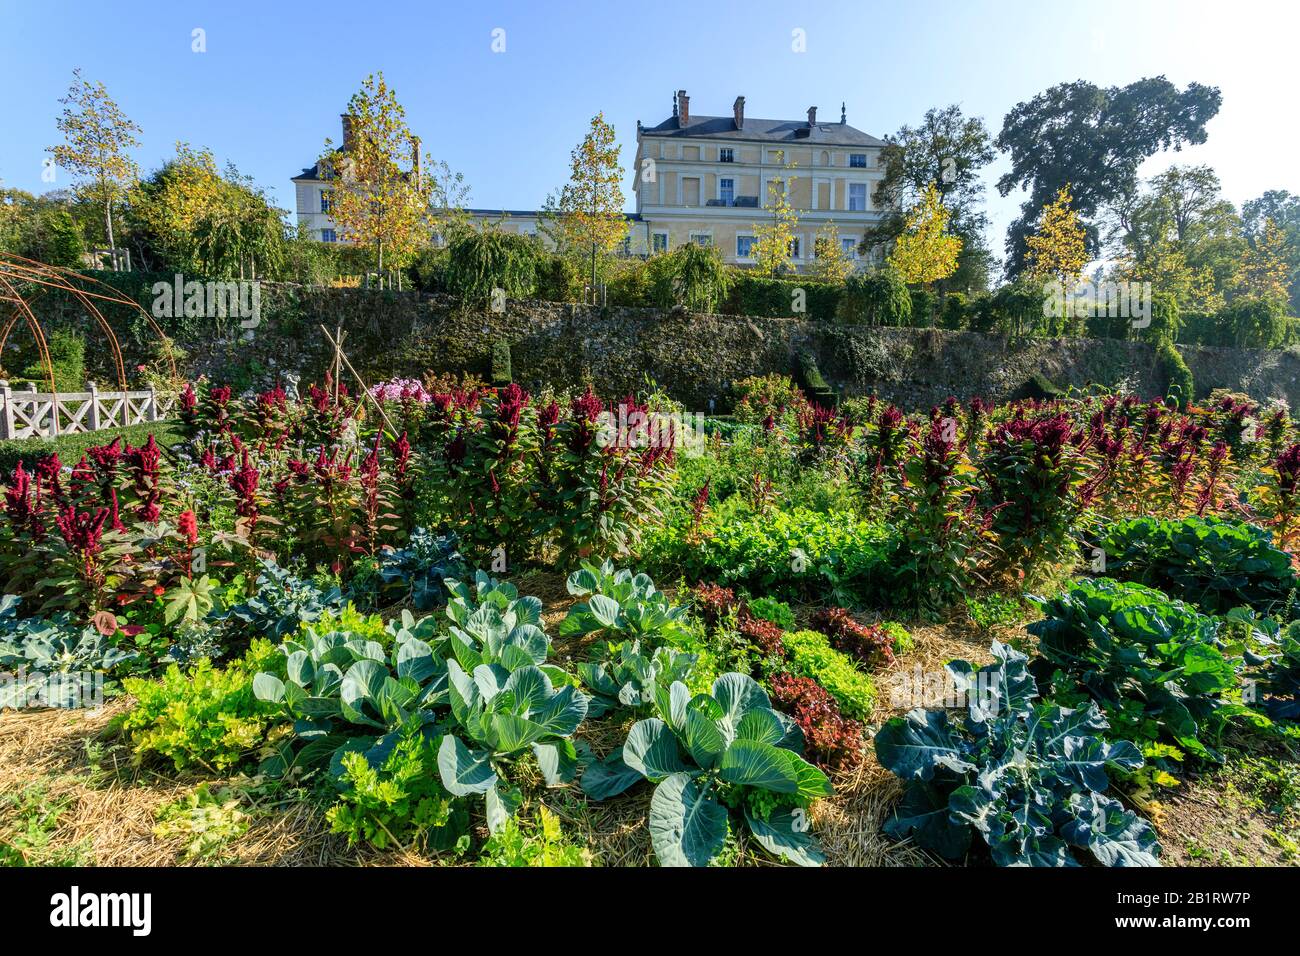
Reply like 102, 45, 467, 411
580, 673, 831, 867
557, 560, 690, 645
1256, 623, 1300, 722
647, 243, 732, 313
876, 641, 1159, 867
781, 630, 875, 719
444, 229, 537, 307
327, 723, 466, 852
120, 639, 283, 772
477, 805, 593, 867
642, 503, 892, 604
746, 596, 795, 632
153, 784, 251, 863
370, 528, 464, 611
1029, 578, 1245, 762
220, 558, 346, 640
577, 640, 696, 718
1098, 516, 1297, 617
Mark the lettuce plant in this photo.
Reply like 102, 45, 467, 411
1029, 578, 1244, 762
876, 641, 1160, 867
581, 673, 833, 867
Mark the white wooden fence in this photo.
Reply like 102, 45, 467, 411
0, 381, 178, 440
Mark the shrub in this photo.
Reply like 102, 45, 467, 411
646, 244, 731, 313
908, 288, 936, 327
444, 230, 537, 307
782, 629, 875, 718
727, 274, 841, 321
1219, 296, 1288, 349
939, 291, 968, 330
490, 339, 512, 386
19, 329, 85, 393
838, 267, 911, 326
534, 253, 583, 302
119, 639, 284, 772
1158, 338, 1194, 410
1256, 623, 1300, 722
1098, 515, 1297, 617
876, 641, 1159, 867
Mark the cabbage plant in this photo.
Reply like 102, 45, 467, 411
557, 561, 690, 643
578, 640, 696, 718
581, 673, 832, 867
438, 660, 590, 833
875, 641, 1160, 867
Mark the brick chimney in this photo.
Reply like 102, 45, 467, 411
410, 134, 422, 188
677, 90, 689, 127
733, 95, 745, 130
341, 113, 356, 152
807, 106, 818, 128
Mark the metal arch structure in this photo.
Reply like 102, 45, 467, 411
0, 252, 178, 403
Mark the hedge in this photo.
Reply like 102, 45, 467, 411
0, 421, 187, 475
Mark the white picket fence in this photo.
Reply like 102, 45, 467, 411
0, 381, 178, 440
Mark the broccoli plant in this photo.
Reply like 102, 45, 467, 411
221, 558, 346, 640
876, 641, 1160, 867
374, 528, 464, 611
580, 673, 833, 867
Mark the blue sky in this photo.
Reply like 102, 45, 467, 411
2, 0, 1296, 268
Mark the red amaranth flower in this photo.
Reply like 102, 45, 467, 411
56, 504, 108, 555
177, 509, 198, 546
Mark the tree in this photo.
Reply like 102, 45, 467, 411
1243, 190, 1300, 315
323, 73, 427, 275
809, 221, 853, 283
1236, 218, 1292, 306
1024, 185, 1089, 290
557, 112, 627, 291
424, 157, 472, 244
996, 77, 1221, 276
865, 104, 996, 289
888, 182, 962, 291
128, 143, 285, 278
750, 151, 799, 277
48, 69, 141, 251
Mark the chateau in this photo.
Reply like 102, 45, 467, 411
292, 93, 890, 271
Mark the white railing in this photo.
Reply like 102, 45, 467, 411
0, 381, 178, 440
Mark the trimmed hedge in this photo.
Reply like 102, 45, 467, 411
724, 274, 842, 322
0, 421, 187, 475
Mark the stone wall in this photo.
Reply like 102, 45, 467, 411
34, 281, 1300, 411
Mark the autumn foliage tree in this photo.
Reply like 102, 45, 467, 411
1025, 185, 1089, 289
48, 69, 141, 251
887, 182, 962, 290
322, 73, 426, 276
557, 112, 627, 291
810, 221, 854, 282
751, 151, 799, 276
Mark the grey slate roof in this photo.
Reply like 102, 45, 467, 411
641, 114, 886, 148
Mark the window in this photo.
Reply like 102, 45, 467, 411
652, 232, 668, 253
320, 191, 332, 213
736, 235, 756, 259
719, 178, 735, 206
321, 228, 337, 243
690, 232, 712, 247
719, 147, 734, 163
841, 237, 857, 258
849, 153, 867, 168
848, 183, 867, 211
789, 237, 801, 259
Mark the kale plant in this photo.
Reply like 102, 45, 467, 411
875, 641, 1160, 867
